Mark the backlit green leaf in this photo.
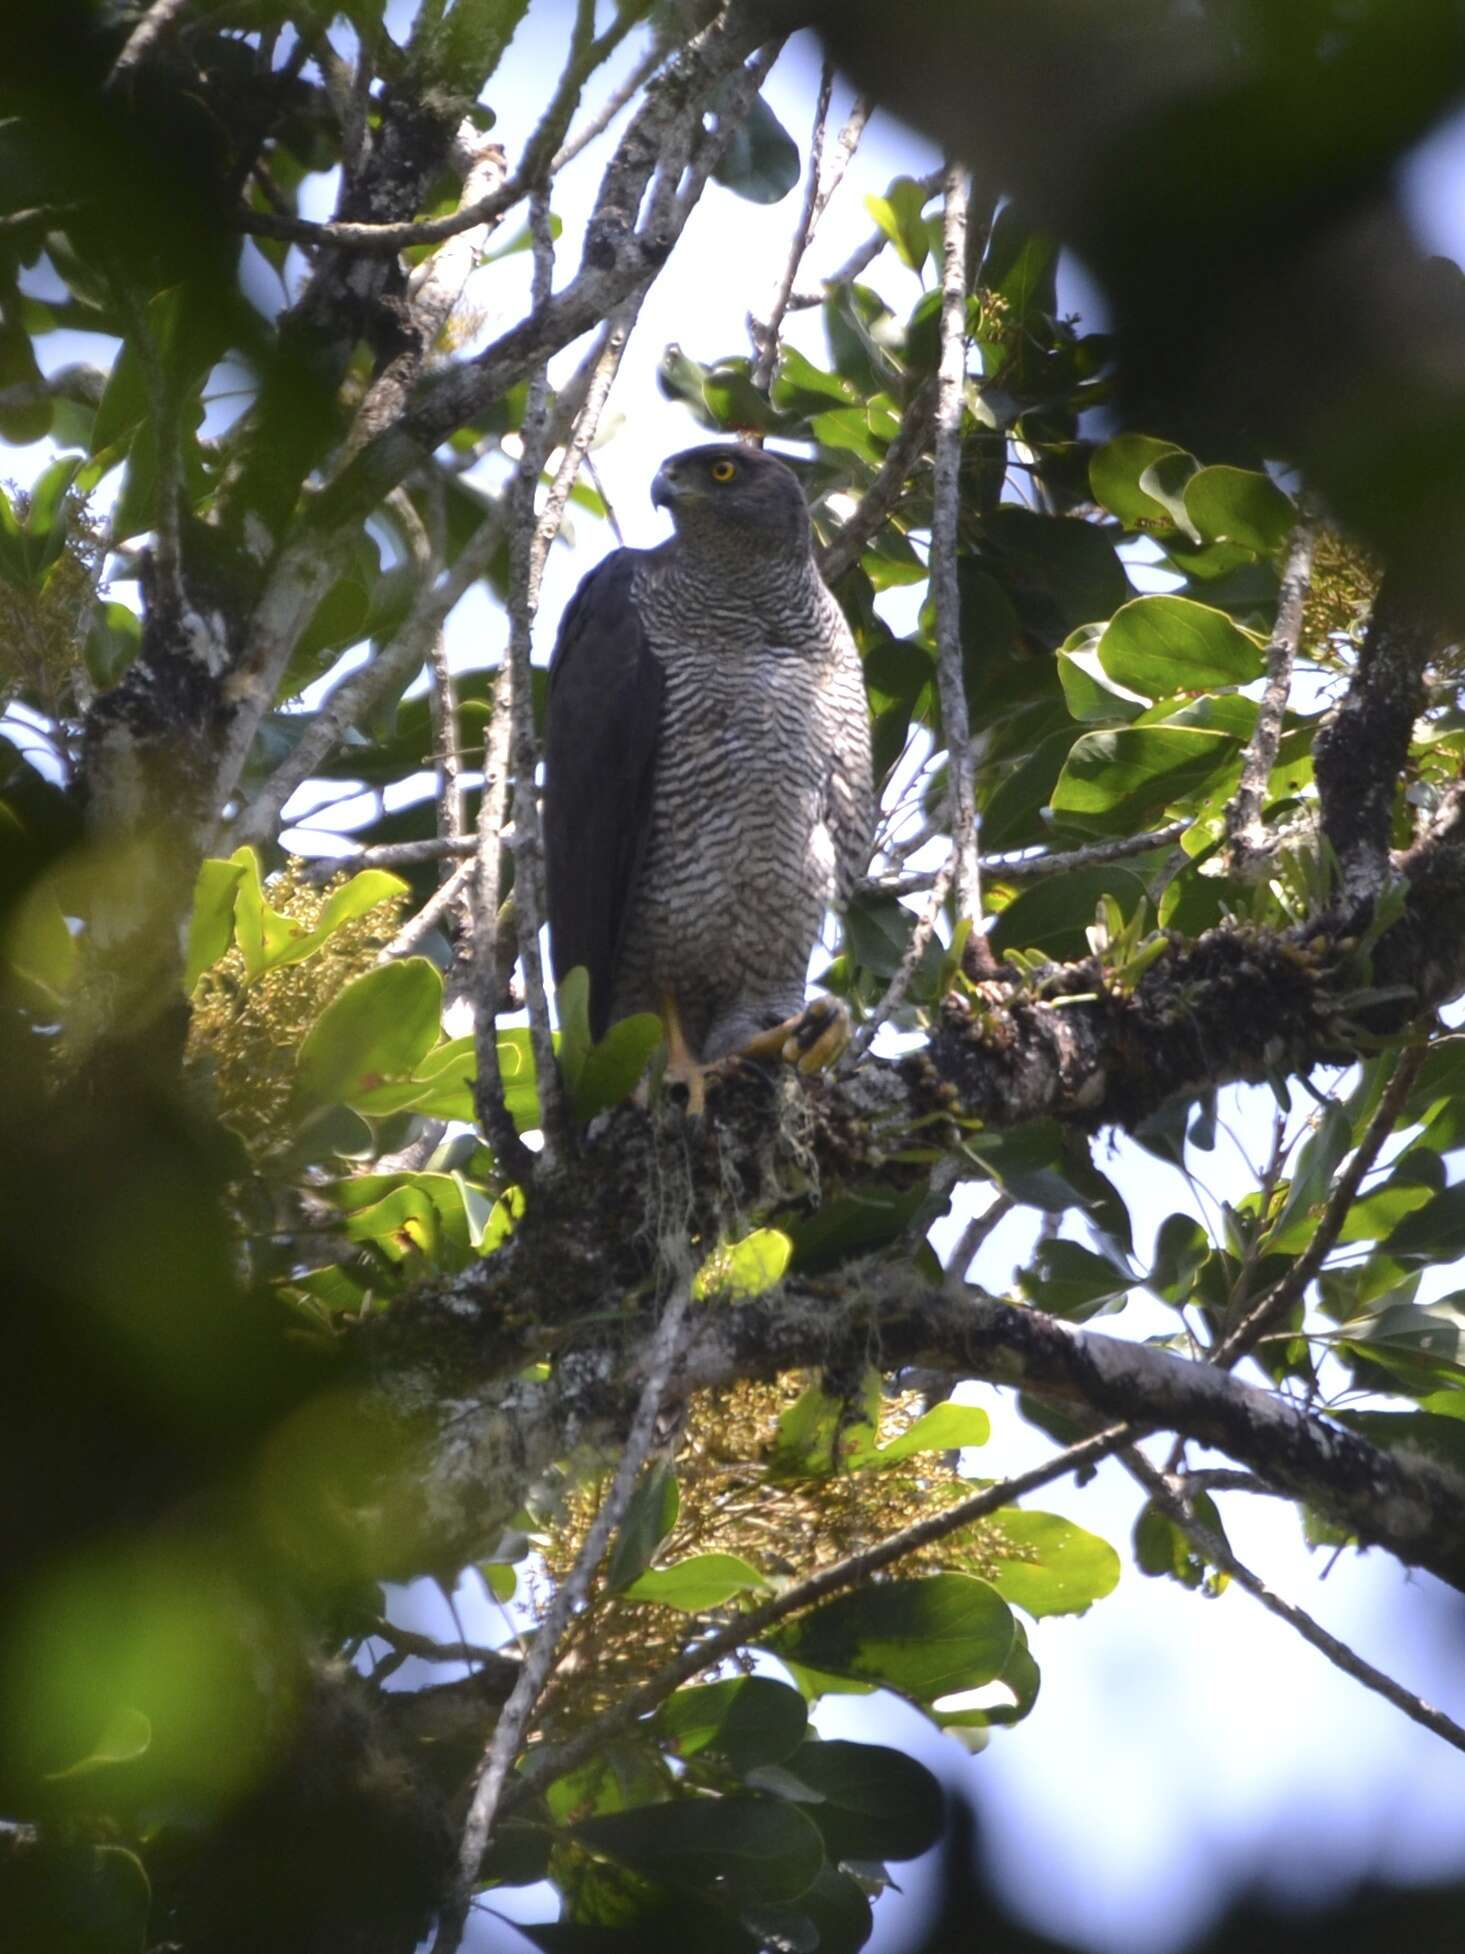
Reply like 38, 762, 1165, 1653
293, 957, 442, 1114
762, 1574, 1015, 1702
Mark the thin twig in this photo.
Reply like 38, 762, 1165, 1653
428, 629, 468, 874
864, 821, 1190, 899
497, 190, 572, 1169
944, 1191, 1016, 1292
107, 0, 191, 87
436, 1265, 697, 1953
750, 66, 833, 396
932, 162, 979, 926
845, 849, 956, 1064
816, 375, 938, 586
550, 39, 665, 174
471, 638, 530, 1181
785, 165, 947, 310
1212, 1041, 1427, 1368
375, 856, 477, 965
360, 1614, 520, 1681
230, 504, 501, 851
1126, 1450, 1465, 1756
237, 0, 645, 256
1228, 512, 1316, 874
509, 1419, 1137, 1807
308, 837, 477, 874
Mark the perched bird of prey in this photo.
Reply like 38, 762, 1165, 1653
544, 442, 874, 1106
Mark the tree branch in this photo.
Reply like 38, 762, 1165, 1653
1125, 1449, 1465, 1755
238, 0, 648, 257
435, 1263, 696, 1952
507, 1419, 1133, 1806
1314, 569, 1449, 909
107, 0, 192, 88
750, 64, 834, 395
932, 162, 979, 925
1211, 1038, 1427, 1367
817, 375, 937, 586
1227, 511, 1315, 875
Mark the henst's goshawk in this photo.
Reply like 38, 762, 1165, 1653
544, 443, 874, 1107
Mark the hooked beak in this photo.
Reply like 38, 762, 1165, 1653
650, 466, 676, 512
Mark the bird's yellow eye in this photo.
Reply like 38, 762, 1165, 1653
710, 458, 737, 482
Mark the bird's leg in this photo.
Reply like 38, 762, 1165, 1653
734, 995, 852, 1076
661, 992, 714, 1116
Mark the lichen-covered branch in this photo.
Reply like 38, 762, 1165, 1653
1314, 569, 1449, 908
931, 161, 979, 924
1227, 512, 1314, 875
366, 1243, 1465, 1593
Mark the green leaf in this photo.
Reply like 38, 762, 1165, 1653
573, 1795, 825, 1905
46, 1705, 152, 1780
1382, 1184, 1465, 1263
1183, 465, 1294, 555
84, 599, 142, 689
879, 1406, 992, 1469
556, 964, 594, 1098
1148, 1213, 1210, 1305
624, 1553, 771, 1611
772, 346, 857, 414
694, 1228, 792, 1300
984, 1511, 1121, 1617
864, 175, 932, 272
1051, 724, 1239, 834
1265, 1102, 1353, 1253
1134, 1492, 1228, 1591
784, 1183, 938, 1274
811, 406, 889, 465
655, 1678, 808, 1772
769, 1371, 881, 1478
1089, 434, 1198, 531
1097, 596, 1263, 697
1017, 1238, 1135, 1320
977, 505, 1127, 649
607, 1465, 680, 1593
270, 868, 407, 975
184, 857, 248, 990
762, 1574, 1015, 1703
26, 453, 83, 579
1136, 450, 1203, 540
1056, 632, 1150, 724
292, 958, 443, 1115
875, 1402, 990, 1463
340, 1184, 440, 1263
988, 864, 1150, 962
770, 1738, 944, 1862
573, 1012, 663, 1120
713, 93, 800, 205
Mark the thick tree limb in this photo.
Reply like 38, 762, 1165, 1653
1314, 570, 1450, 908
370, 1254, 1465, 1593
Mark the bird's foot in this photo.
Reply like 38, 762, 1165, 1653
663, 1048, 716, 1117
736, 996, 851, 1076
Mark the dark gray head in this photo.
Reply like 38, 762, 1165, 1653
650, 443, 811, 555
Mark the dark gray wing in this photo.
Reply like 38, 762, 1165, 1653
543, 548, 664, 1041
